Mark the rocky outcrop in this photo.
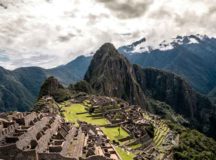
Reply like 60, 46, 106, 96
39, 76, 71, 102
85, 43, 146, 107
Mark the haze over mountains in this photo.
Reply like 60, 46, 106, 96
0, 34, 216, 112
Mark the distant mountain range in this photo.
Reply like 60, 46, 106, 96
119, 34, 216, 97
0, 56, 91, 111
0, 34, 216, 111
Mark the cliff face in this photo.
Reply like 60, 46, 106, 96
84, 43, 146, 106
133, 65, 215, 137
133, 66, 198, 118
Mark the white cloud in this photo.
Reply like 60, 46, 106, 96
0, 0, 216, 69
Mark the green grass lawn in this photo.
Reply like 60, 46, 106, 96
62, 103, 109, 125
101, 127, 129, 142
62, 103, 129, 141
129, 143, 142, 150
115, 146, 135, 160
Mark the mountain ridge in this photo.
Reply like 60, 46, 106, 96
0, 55, 91, 111
1, 34, 216, 112
119, 34, 216, 95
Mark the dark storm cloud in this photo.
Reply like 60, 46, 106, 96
96, 0, 153, 19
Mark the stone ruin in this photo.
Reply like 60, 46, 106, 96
104, 106, 155, 155
0, 112, 121, 160
81, 95, 174, 160
78, 121, 120, 160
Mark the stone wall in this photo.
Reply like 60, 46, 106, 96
0, 123, 18, 140
36, 117, 61, 153
38, 152, 77, 160
16, 117, 50, 150
0, 112, 121, 160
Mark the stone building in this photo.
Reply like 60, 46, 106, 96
0, 112, 120, 160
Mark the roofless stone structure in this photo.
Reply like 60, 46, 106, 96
0, 112, 120, 160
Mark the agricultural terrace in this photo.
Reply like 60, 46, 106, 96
60, 101, 135, 160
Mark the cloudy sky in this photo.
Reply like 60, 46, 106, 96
0, 0, 216, 69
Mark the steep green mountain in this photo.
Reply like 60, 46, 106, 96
0, 56, 91, 112
39, 76, 71, 102
84, 43, 146, 106
12, 67, 47, 99
84, 43, 216, 139
0, 67, 34, 111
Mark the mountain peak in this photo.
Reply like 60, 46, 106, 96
100, 42, 116, 50
131, 37, 146, 47
95, 43, 119, 58
119, 34, 213, 54
38, 76, 71, 102
157, 34, 212, 51
39, 76, 63, 98
85, 43, 146, 106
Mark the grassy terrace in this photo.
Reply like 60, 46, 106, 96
60, 102, 135, 160
115, 146, 135, 160
62, 103, 109, 126
143, 112, 170, 152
